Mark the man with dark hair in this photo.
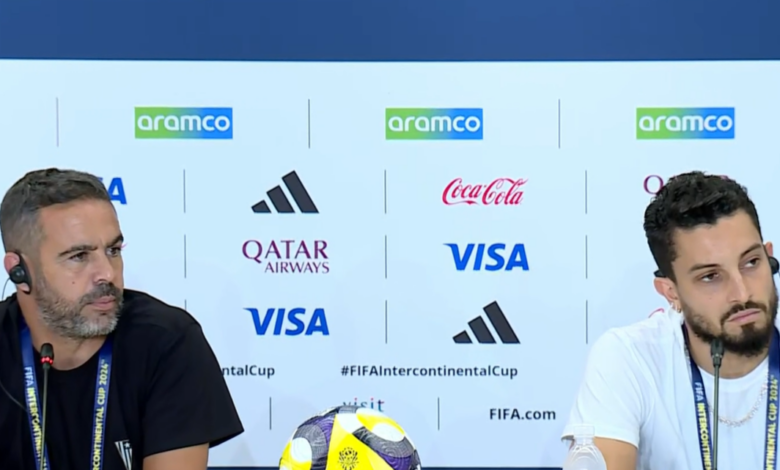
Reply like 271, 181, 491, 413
562, 171, 779, 470
0, 168, 244, 470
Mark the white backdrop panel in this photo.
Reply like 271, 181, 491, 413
0, 60, 779, 468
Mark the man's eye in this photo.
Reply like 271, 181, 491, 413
700, 273, 719, 282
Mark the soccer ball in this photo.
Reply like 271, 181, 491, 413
279, 405, 421, 470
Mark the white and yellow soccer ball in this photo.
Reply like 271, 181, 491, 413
280, 405, 421, 470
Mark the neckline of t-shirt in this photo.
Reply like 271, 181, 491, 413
697, 355, 769, 392
669, 310, 773, 391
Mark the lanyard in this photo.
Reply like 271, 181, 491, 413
684, 326, 780, 470
20, 319, 114, 470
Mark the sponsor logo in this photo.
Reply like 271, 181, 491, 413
222, 365, 275, 378
489, 409, 556, 420
98, 177, 127, 205
636, 107, 735, 140
445, 243, 529, 271
454, 301, 519, 344
344, 397, 385, 411
643, 175, 666, 195
246, 307, 330, 336
134, 107, 233, 139
385, 108, 483, 140
242, 239, 329, 274
643, 174, 729, 195
115, 440, 133, 470
252, 171, 319, 214
443, 177, 526, 206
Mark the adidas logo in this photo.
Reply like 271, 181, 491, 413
453, 301, 520, 344
252, 171, 319, 214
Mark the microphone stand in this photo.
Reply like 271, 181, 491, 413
39, 344, 54, 470
40, 370, 49, 470
711, 339, 724, 470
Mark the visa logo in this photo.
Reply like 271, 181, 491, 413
98, 177, 127, 205
344, 397, 385, 411
445, 243, 529, 271
245, 307, 329, 336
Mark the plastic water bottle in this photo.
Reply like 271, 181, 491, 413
563, 424, 607, 470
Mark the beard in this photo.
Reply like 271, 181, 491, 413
33, 274, 124, 340
683, 286, 779, 357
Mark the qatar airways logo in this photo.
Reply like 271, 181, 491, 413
242, 239, 329, 274
643, 174, 729, 195
442, 178, 527, 206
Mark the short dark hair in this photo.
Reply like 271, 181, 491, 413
643, 171, 762, 282
0, 168, 111, 254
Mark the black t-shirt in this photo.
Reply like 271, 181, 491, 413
0, 289, 244, 470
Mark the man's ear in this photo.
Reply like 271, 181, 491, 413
654, 277, 680, 310
766, 241, 774, 257
3, 252, 20, 275
4, 251, 32, 294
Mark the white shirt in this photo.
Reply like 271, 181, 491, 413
563, 309, 773, 470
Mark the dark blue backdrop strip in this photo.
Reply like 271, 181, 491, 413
0, 0, 778, 62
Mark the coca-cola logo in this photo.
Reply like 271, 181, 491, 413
644, 174, 729, 196
442, 178, 527, 206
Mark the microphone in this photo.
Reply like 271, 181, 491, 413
710, 338, 724, 470
39, 343, 54, 470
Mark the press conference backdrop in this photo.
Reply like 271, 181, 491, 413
1, 0, 780, 469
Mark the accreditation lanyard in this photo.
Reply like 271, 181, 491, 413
20, 320, 114, 470
684, 326, 780, 470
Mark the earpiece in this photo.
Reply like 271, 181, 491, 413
654, 256, 780, 278
8, 251, 31, 294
